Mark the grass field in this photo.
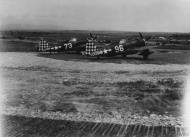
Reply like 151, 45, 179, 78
1, 53, 187, 120
1, 30, 190, 137
1, 52, 187, 136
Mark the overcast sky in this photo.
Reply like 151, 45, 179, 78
0, 0, 190, 32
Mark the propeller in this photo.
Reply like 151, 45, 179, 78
90, 33, 93, 38
89, 33, 98, 40
94, 34, 97, 39
139, 32, 143, 39
139, 32, 152, 41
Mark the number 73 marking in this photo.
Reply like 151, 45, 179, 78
64, 43, 72, 49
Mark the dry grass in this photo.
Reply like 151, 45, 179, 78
1, 31, 189, 136
0, 52, 187, 128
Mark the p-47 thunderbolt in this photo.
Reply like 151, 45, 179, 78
81, 33, 153, 59
36, 33, 97, 54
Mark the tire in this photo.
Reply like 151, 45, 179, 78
122, 54, 126, 58
143, 54, 148, 60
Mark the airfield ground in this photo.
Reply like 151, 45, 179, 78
0, 51, 189, 136
0, 31, 190, 136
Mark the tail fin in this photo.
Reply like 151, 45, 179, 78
84, 39, 97, 56
37, 39, 49, 52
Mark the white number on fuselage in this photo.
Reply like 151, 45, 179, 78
64, 43, 72, 49
115, 45, 124, 52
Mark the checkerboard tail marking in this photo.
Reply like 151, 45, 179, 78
38, 39, 49, 52
85, 40, 96, 55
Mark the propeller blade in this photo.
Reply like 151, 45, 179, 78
139, 32, 143, 39
95, 34, 97, 39
90, 33, 93, 38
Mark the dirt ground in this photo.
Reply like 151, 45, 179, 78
3, 115, 184, 137
1, 52, 189, 116
0, 50, 189, 136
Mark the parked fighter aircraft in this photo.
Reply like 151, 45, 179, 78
81, 33, 153, 59
157, 37, 169, 45
169, 39, 190, 45
153, 36, 190, 45
36, 33, 97, 53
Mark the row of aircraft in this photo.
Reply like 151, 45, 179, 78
36, 33, 154, 59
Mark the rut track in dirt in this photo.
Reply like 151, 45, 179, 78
3, 115, 185, 137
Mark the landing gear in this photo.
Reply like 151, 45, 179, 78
143, 54, 149, 60
122, 54, 127, 58
139, 49, 153, 60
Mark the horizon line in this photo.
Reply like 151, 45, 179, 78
0, 28, 190, 34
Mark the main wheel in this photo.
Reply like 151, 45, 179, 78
143, 54, 148, 60
122, 54, 126, 58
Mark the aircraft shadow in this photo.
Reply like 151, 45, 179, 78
36, 53, 156, 64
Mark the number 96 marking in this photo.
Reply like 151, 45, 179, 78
115, 45, 124, 52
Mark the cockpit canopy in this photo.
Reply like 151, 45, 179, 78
119, 39, 127, 44
69, 38, 77, 43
